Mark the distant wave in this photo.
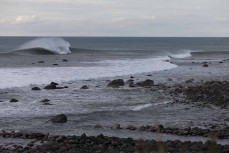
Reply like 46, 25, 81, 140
169, 49, 192, 59
17, 38, 71, 55
191, 50, 229, 56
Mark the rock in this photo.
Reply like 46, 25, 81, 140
147, 74, 152, 76
126, 125, 137, 130
50, 114, 67, 123
38, 61, 44, 63
130, 76, 134, 78
107, 79, 125, 87
203, 64, 208, 67
41, 99, 50, 102
185, 79, 194, 84
44, 82, 57, 89
40, 99, 52, 105
80, 85, 89, 89
44, 82, 66, 90
167, 78, 173, 81
53, 64, 58, 66
32, 87, 41, 90
94, 124, 102, 128
129, 82, 135, 88
62, 59, 68, 62
125, 79, 134, 85
38, 141, 60, 151
10, 99, 18, 103
136, 79, 154, 87
111, 124, 121, 130
80, 133, 86, 139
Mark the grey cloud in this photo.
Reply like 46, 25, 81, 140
0, 0, 229, 36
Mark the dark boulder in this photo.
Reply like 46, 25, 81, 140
40, 99, 52, 105
111, 124, 121, 130
44, 82, 66, 89
203, 64, 208, 67
80, 85, 89, 89
41, 99, 50, 102
127, 125, 137, 130
50, 114, 67, 123
136, 79, 154, 87
32, 87, 41, 91
107, 79, 125, 87
44, 82, 58, 89
125, 79, 134, 85
129, 82, 135, 88
10, 99, 18, 103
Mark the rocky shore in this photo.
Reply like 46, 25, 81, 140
1, 131, 229, 153
1, 73, 228, 152
171, 80, 229, 108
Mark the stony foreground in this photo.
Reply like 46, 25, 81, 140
1, 132, 229, 153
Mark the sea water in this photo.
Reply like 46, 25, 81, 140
0, 37, 228, 89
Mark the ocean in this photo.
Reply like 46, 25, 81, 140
0, 37, 229, 89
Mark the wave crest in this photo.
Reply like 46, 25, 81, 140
18, 38, 71, 54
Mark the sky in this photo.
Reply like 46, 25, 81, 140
0, 0, 228, 36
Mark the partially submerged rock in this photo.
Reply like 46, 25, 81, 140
44, 82, 68, 90
31, 87, 41, 90
107, 79, 125, 87
44, 82, 58, 89
10, 99, 18, 103
50, 114, 67, 123
136, 79, 154, 87
80, 85, 89, 89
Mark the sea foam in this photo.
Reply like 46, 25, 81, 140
0, 57, 177, 89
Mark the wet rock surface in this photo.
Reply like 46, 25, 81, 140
50, 114, 68, 123
107, 79, 125, 87
172, 81, 229, 107
44, 82, 68, 90
135, 79, 154, 88
0, 131, 228, 153
109, 124, 229, 140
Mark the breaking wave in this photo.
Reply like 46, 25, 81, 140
17, 38, 71, 54
169, 49, 192, 59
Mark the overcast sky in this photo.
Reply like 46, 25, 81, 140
0, 0, 228, 36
